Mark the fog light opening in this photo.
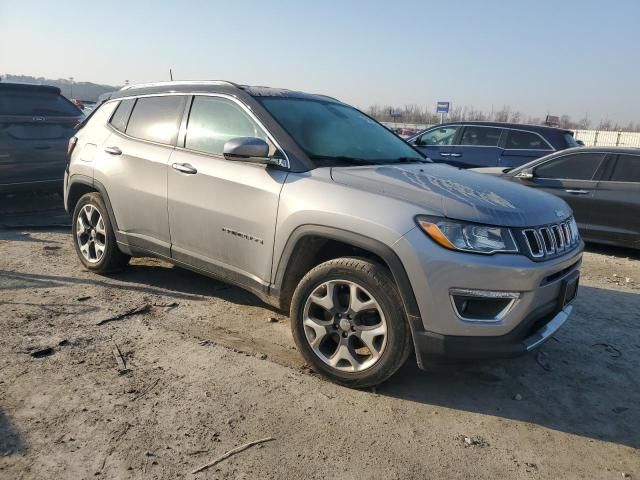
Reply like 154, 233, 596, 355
449, 288, 520, 323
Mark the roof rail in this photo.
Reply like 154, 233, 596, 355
119, 80, 239, 91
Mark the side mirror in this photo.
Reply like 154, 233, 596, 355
223, 137, 286, 167
515, 169, 534, 180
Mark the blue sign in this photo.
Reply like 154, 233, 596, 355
436, 101, 450, 114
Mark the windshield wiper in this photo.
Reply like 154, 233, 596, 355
386, 157, 430, 164
309, 155, 376, 166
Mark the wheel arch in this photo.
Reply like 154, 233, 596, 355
66, 174, 120, 234
273, 225, 421, 321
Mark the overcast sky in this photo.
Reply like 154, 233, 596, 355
2, 0, 639, 124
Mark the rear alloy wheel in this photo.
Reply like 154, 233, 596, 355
291, 257, 412, 388
76, 204, 107, 264
72, 192, 130, 273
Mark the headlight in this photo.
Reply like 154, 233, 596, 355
568, 217, 580, 241
416, 216, 518, 254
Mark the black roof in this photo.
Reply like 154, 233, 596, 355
0, 82, 61, 94
107, 80, 341, 103
558, 146, 640, 155
438, 120, 572, 133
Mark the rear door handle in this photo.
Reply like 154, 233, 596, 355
172, 162, 198, 174
448, 153, 462, 157
565, 189, 589, 195
104, 146, 122, 155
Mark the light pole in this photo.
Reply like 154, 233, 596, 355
69, 77, 74, 98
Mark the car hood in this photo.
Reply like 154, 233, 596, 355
330, 163, 571, 227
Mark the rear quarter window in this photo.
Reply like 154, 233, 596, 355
611, 154, 640, 182
0, 90, 82, 116
563, 132, 578, 148
109, 99, 136, 132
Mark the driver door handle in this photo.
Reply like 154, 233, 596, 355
172, 162, 198, 174
104, 146, 122, 155
565, 189, 589, 195
439, 153, 452, 157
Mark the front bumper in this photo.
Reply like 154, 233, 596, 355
394, 226, 583, 365
412, 304, 572, 362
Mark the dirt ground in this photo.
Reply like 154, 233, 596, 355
0, 194, 639, 479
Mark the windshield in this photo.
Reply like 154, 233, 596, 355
258, 97, 426, 165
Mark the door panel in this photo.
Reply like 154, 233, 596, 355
94, 133, 172, 255
591, 181, 640, 248
168, 150, 287, 284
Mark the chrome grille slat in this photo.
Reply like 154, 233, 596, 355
522, 218, 580, 260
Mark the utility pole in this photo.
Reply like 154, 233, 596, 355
69, 77, 74, 98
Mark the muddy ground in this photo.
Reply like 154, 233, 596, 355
0, 194, 639, 479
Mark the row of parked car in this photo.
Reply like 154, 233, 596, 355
0, 81, 638, 250
405, 121, 639, 250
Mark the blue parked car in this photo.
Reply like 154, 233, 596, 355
406, 121, 579, 168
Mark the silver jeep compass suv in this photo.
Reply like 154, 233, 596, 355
65, 81, 583, 387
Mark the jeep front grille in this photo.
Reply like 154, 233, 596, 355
522, 219, 579, 259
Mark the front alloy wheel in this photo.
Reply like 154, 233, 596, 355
303, 280, 387, 372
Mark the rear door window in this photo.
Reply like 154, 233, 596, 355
534, 153, 606, 180
125, 95, 186, 145
109, 99, 135, 132
611, 154, 640, 182
416, 126, 458, 146
0, 89, 82, 116
505, 130, 552, 150
460, 126, 503, 146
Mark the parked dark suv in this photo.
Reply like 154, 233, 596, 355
407, 121, 578, 169
0, 83, 84, 193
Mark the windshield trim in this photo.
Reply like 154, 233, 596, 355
255, 96, 427, 168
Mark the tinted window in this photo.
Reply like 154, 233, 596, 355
417, 126, 458, 146
185, 96, 268, 155
125, 96, 185, 145
0, 90, 81, 116
109, 99, 135, 132
563, 132, 579, 148
460, 126, 502, 146
611, 154, 640, 182
535, 153, 606, 180
505, 130, 551, 150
